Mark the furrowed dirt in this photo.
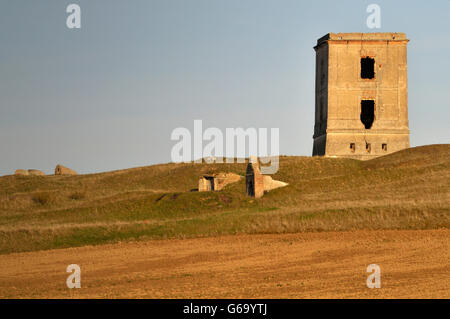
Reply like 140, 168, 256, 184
0, 229, 448, 298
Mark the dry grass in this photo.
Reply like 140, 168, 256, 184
68, 191, 86, 201
0, 144, 449, 254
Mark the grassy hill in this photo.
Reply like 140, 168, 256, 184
0, 144, 449, 254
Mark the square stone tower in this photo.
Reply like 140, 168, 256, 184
312, 33, 410, 160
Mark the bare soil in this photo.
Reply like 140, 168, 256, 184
0, 229, 448, 298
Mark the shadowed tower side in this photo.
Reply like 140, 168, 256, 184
312, 33, 410, 160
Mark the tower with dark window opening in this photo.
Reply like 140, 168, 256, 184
312, 33, 410, 160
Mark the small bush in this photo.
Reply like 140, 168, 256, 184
31, 192, 53, 205
69, 192, 86, 200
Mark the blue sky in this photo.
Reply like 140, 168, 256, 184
0, 0, 449, 175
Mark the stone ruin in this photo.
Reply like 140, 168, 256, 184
246, 156, 288, 198
14, 169, 29, 176
55, 164, 77, 175
246, 156, 265, 198
198, 173, 241, 192
263, 175, 289, 192
14, 169, 45, 176
13, 164, 77, 176
28, 169, 45, 176
197, 157, 287, 198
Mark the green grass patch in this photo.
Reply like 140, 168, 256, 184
0, 144, 449, 254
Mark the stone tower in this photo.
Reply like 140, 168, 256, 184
312, 33, 410, 160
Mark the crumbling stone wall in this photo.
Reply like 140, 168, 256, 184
246, 157, 264, 198
198, 158, 286, 197
14, 169, 29, 176
198, 173, 241, 192
55, 164, 77, 175
263, 175, 288, 191
198, 176, 215, 191
28, 169, 45, 176
14, 169, 45, 176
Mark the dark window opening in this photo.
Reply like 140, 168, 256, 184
350, 143, 355, 153
361, 100, 375, 129
246, 179, 254, 196
361, 57, 375, 79
382, 143, 388, 151
366, 142, 371, 153
205, 177, 215, 191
